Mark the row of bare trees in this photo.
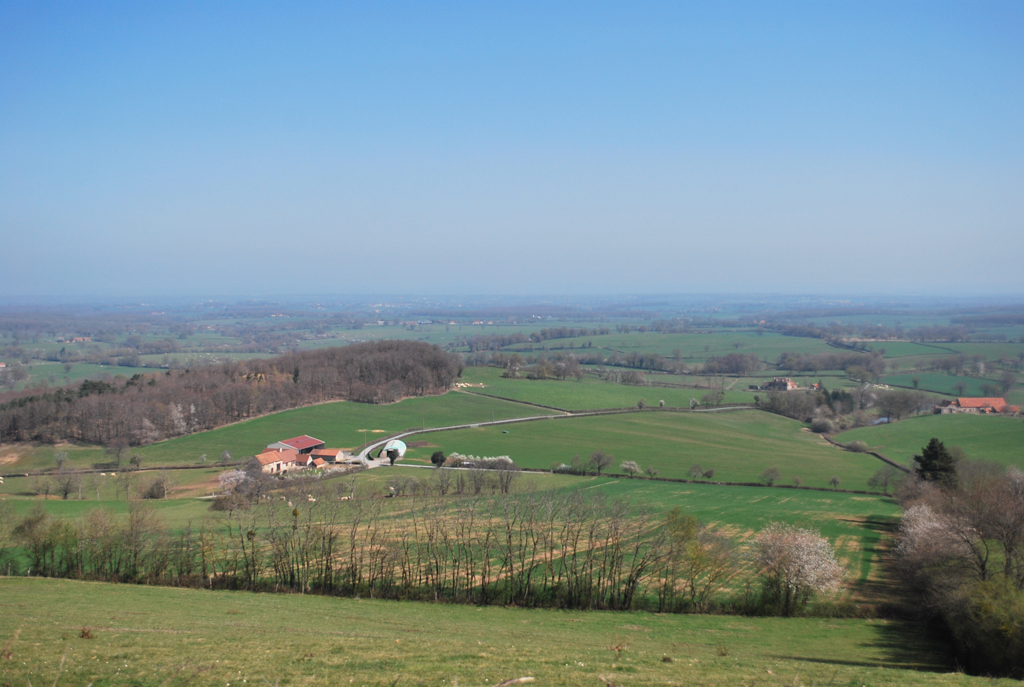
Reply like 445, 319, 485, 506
0, 340, 462, 446
4, 481, 746, 613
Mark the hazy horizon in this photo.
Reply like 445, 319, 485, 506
3, 2, 1022, 298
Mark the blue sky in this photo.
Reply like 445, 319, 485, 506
2, 2, 1022, 297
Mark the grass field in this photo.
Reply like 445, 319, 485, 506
0, 467, 901, 588
836, 414, 1024, 469
1, 361, 156, 392
501, 330, 838, 362
402, 410, 888, 489
1, 577, 1002, 686
879, 373, 995, 397
389, 472, 900, 591
458, 367, 754, 409
0, 393, 556, 473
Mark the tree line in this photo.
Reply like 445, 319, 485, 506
0, 340, 462, 446
0, 472, 845, 618
894, 439, 1024, 678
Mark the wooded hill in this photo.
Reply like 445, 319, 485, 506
0, 340, 462, 446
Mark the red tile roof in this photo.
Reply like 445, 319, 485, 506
279, 435, 325, 451
311, 448, 343, 457
281, 451, 306, 465
256, 449, 299, 466
957, 397, 1009, 411
311, 458, 327, 467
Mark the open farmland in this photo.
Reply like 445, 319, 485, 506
375, 470, 900, 592
458, 366, 754, 409
0, 392, 556, 473
402, 409, 888, 489
880, 372, 997, 397
836, 413, 1024, 469
0, 578, 997, 687
501, 330, 839, 362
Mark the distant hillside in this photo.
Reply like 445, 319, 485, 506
0, 340, 462, 446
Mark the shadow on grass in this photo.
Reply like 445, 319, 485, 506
771, 619, 954, 673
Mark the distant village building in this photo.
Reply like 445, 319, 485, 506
760, 377, 799, 391
266, 435, 325, 454
936, 397, 1017, 414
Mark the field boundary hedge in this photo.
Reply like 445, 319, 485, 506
821, 434, 911, 473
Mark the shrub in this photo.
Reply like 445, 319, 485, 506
951, 580, 1024, 678
845, 440, 868, 453
810, 418, 834, 434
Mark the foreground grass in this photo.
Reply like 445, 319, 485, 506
2, 577, 1002, 686
404, 410, 887, 489
836, 414, 1024, 469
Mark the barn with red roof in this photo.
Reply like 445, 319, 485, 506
937, 397, 1018, 414
267, 435, 326, 454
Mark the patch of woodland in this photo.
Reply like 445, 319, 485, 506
0, 340, 462, 447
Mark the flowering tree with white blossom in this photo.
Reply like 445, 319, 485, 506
754, 522, 844, 615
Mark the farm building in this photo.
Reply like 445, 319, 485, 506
761, 377, 799, 391
936, 397, 1018, 414
256, 448, 320, 473
310, 448, 345, 463
267, 435, 325, 454
256, 448, 301, 474
376, 439, 407, 464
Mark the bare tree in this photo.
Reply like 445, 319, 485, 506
494, 462, 521, 494
828, 476, 841, 490
468, 468, 487, 495
688, 464, 705, 480
760, 467, 781, 487
434, 468, 452, 496
868, 466, 902, 495
55, 469, 81, 500
589, 451, 614, 476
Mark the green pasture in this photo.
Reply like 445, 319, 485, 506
836, 414, 1024, 469
1, 494, 211, 531
871, 341, 953, 358
0, 465, 226, 503
0, 577, 994, 686
941, 341, 1024, 361
0, 393, 555, 473
501, 330, 838, 361
2, 361, 155, 392
402, 410, 888, 489
376, 470, 899, 588
458, 366, 753, 409
880, 373, 997, 397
